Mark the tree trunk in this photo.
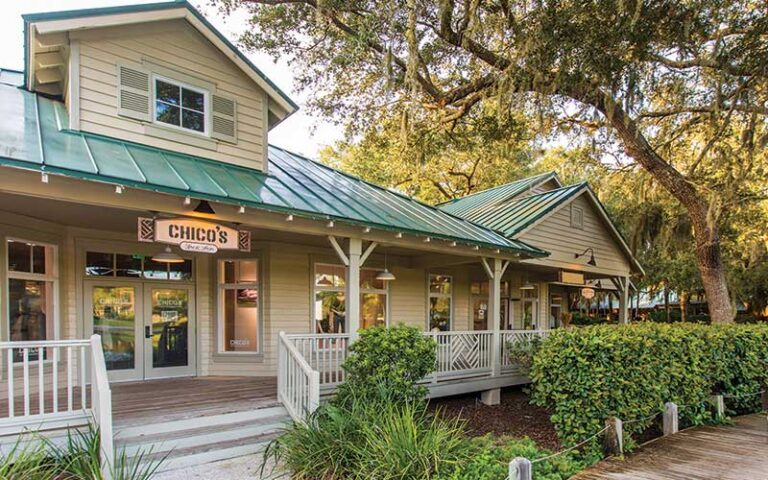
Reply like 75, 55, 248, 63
580, 89, 735, 323
664, 287, 671, 322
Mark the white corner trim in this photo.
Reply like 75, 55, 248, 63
67, 40, 81, 130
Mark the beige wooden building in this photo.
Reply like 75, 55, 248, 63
0, 1, 642, 472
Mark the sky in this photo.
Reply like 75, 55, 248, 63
0, 0, 343, 158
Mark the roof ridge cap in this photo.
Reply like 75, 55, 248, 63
436, 171, 555, 207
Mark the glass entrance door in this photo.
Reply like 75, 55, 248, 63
144, 284, 195, 379
87, 283, 143, 382
86, 281, 195, 382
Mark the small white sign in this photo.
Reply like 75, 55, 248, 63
581, 287, 596, 299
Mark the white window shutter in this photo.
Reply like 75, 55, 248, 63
211, 94, 237, 143
117, 64, 151, 122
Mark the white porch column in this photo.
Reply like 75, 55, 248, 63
617, 276, 630, 324
481, 257, 508, 406
346, 238, 362, 340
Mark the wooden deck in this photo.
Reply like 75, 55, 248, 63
112, 376, 278, 427
0, 376, 278, 428
573, 414, 768, 480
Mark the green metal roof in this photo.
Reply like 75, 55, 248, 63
0, 82, 546, 257
21, 1, 298, 113
459, 183, 588, 237
438, 172, 560, 218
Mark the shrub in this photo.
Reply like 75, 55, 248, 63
264, 393, 474, 480
570, 312, 609, 326
335, 324, 437, 405
439, 436, 588, 480
530, 323, 768, 449
506, 335, 543, 374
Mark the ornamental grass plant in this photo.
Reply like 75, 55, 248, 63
0, 424, 165, 480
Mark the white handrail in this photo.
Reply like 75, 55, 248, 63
278, 332, 320, 422
90, 334, 113, 480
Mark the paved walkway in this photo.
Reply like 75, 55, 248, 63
154, 454, 286, 480
572, 414, 768, 480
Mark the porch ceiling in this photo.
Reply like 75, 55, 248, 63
0, 83, 547, 258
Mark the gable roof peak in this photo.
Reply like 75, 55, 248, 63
22, 0, 297, 123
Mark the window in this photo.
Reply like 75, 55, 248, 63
428, 274, 452, 331
154, 77, 207, 134
521, 287, 539, 330
571, 205, 584, 229
7, 239, 57, 361
550, 294, 563, 329
313, 263, 389, 334
470, 280, 510, 330
218, 260, 260, 353
85, 252, 192, 281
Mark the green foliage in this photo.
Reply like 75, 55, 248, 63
0, 438, 56, 479
439, 436, 589, 480
264, 395, 473, 480
505, 336, 543, 374
335, 324, 437, 405
530, 324, 768, 448
570, 312, 609, 326
0, 424, 165, 480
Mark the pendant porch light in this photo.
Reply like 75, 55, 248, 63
151, 246, 184, 264
376, 252, 396, 282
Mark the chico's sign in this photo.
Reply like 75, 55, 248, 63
138, 217, 250, 253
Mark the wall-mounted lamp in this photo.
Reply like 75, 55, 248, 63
575, 247, 597, 267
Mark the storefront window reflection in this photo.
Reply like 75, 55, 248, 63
219, 260, 259, 353
7, 240, 56, 362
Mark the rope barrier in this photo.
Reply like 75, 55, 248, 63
531, 426, 609, 464
722, 390, 765, 399
623, 410, 662, 425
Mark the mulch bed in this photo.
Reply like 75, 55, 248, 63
428, 386, 562, 451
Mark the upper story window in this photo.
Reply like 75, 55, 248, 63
118, 65, 238, 143
154, 77, 208, 135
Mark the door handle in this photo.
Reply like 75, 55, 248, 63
145, 326, 151, 339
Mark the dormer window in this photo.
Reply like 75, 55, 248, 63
153, 77, 208, 135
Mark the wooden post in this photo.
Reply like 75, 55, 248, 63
603, 417, 623, 456
663, 402, 679, 436
508, 457, 532, 480
710, 394, 725, 420
761, 388, 768, 412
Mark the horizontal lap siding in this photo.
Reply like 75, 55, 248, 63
389, 267, 426, 328
74, 20, 266, 170
519, 194, 631, 277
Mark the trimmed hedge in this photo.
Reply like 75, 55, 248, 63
530, 323, 768, 448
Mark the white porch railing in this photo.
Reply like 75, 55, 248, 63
278, 332, 320, 422
0, 335, 113, 478
501, 330, 550, 371
425, 330, 494, 382
279, 329, 550, 422
284, 333, 350, 387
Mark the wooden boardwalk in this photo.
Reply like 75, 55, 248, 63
573, 414, 768, 480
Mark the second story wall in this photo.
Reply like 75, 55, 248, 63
71, 19, 268, 170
